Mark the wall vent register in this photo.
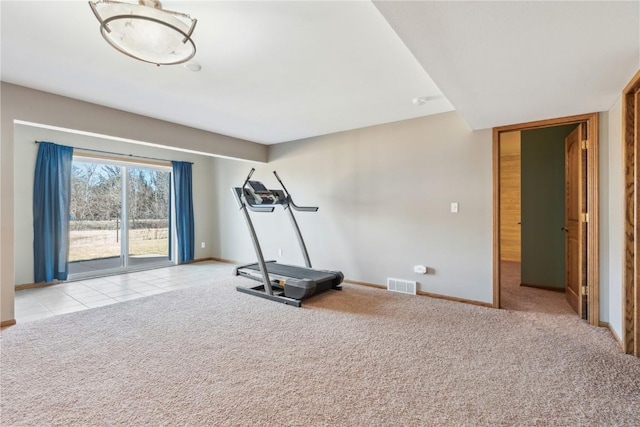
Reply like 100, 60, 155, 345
387, 278, 417, 295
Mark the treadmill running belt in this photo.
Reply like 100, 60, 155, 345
244, 262, 336, 282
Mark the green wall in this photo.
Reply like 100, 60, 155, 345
521, 124, 577, 289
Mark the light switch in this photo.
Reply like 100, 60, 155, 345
451, 202, 459, 213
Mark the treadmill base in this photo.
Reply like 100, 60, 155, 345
234, 261, 343, 307
236, 284, 302, 307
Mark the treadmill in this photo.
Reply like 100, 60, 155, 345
232, 169, 343, 307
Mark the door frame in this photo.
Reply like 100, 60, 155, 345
622, 69, 640, 355
493, 113, 600, 326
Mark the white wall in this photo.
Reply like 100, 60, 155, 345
600, 110, 610, 323
1, 83, 267, 323
213, 112, 494, 304
605, 97, 624, 339
12, 124, 216, 285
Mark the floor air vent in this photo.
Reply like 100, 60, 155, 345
387, 278, 417, 295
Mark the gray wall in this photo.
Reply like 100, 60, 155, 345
213, 112, 494, 304
601, 98, 623, 339
520, 124, 577, 289
1, 83, 266, 323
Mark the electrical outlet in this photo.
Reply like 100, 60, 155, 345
201, 242, 205, 248
278, 249, 283, 256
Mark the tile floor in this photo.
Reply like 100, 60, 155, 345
15, 261, 235, 323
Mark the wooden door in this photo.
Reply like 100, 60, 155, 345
565, 125, 586, 317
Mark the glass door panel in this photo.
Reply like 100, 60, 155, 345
69, 162, 123, 274
127, 167, 171, 267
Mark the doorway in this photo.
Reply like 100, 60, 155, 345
493, 113, 600, 326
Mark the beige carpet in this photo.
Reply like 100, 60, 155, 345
499, 261, 574, 315
1, 277, 639, 426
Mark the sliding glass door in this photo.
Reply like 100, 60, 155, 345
68, 158, 175, 278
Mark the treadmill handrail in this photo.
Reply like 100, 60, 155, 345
241, 167, 256, 190
271, 171, 313, 268
273, 171, 318, 212
247, 204, 275, 213
288, 196, 318, 212
231, 186, 274, 296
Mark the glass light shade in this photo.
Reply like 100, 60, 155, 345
89, 1, 197, 66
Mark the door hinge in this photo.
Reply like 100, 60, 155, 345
582, 285, 588, 296
581, 140, 588, 150
581, 213, 589, 223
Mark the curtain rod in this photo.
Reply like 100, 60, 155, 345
34, 141, 194, 165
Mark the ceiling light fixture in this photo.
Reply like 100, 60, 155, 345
89, 0, 197, 66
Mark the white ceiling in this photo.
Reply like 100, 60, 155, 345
374, 0, 640, 130
1, 1, 638, 145
0, 0, 453, 145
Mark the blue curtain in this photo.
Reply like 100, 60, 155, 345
33, 142, 74, 283
172, 161, 194, 263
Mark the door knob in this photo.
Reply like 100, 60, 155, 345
561, 227, 568, 233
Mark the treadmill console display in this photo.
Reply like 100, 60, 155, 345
248, 181, 269, 194
246, 180, 278, 204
